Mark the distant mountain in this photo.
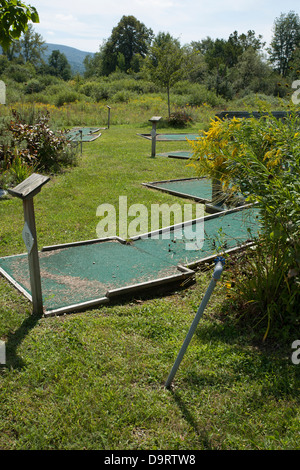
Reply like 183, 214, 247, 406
43, 43, 95, 75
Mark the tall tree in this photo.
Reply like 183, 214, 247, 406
101, 15, 153, 75
230, 48, 275, 96
228, 30, 265, 57
196, 30, 266, 97
269, 11, 300, 77
19, 24, 46, 66
145, 33, 191, 117
48, 50, 72, 80
0, 0, 39, 50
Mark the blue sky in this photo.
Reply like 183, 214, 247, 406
32, 0, 299, 53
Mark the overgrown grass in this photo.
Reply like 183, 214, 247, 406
0, 115, 299, 450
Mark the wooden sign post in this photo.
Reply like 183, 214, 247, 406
107, 106, 111, 129
149, 116, 162, 158
8, 173, 50, 315
79, 129, 83, 154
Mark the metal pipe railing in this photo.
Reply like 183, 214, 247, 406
165, 256, 225, 389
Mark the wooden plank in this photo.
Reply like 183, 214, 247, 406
7, 173, 50, 200
149, 116, 162, 122
44, 297, 110, 317
106, 267, 194, 299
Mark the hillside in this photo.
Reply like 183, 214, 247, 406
43, 43, 95, 75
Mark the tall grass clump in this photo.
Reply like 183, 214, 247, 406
189, 101, 300, 340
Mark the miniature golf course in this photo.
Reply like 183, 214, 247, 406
66, 127, 103, 142
0, 205, 260, 316
0, 119, 260, 317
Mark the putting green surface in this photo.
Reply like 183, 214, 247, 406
0, 207, 260, 314
145, 178, 212, 202
138, 134, 198, 141
66, 127, 102, 142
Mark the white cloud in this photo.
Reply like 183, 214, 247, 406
31, 0, 300, 52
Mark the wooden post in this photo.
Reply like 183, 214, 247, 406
149, 116, 162, 158
79, 129, 83, 154
7, 173, 50, 315
107, 106, 111, 128
22, 197, 43, 314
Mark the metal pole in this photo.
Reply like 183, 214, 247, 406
165, 257, 225, 389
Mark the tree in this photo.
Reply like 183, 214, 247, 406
19, 24, 46, 66
288, 47, 300, 80
269, 11, 300, 77
145, 33, 191, 117
203, 38, 233, 97
230, 48, 276, 96
201, 30, 266, 97
83, 49, 103, 78
0, 0, 39, 50
48, 50, 72, 80
101, 15, 153, 75
228, 30, 265, 57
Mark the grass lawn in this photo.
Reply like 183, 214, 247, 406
0, 122, 299, 450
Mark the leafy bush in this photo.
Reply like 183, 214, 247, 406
54, 90, 83, 107
167, 108, 193, 127
4, 63, 35, 83
79, 81, 110, 101
24, 79, 45, 94
1, 109, 77, 177
189, 102, 300, 339
172, 82, 226, 108
111, 90, 136, 103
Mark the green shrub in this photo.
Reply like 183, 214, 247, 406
4, 63, 34, 83
54, 91, 83, 107
79, 81, 110, 101
3, 109, 77, 174
111, 90, 136, 103
228, 237, 300, 341
232, 93, 288, 109
190, 103, 300, 340
24, 79, 45, 94
5, 149, 34, 185
173, 81, 226, 107
167, 108, 193, 127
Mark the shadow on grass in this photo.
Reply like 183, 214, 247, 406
166, 321, 300, 402
3, 313, 42, 369
170, 389, 214, 450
